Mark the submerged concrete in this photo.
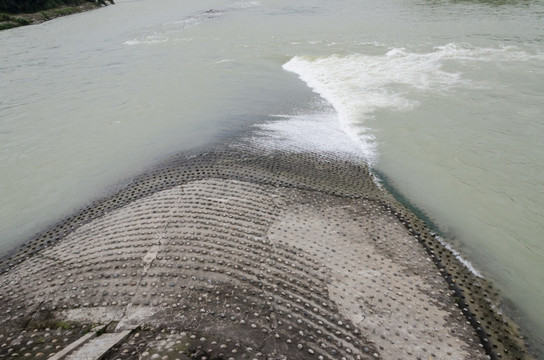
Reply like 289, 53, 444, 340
0, 146, 531, 359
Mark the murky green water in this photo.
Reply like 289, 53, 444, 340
1, 0, 543, 353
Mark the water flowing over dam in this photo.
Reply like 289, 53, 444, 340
1, 0, 543, 357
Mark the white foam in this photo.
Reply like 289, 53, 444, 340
123, 35, 168, 46
281, 52, 457, 164
435, 235, 483, 278
123, 1, 259, 46
282, 48, 462, 137
281, 43, 543, 163
231, 0, 260, 9
432, 43, 544, 62
249, 105, 370, 161
123, 16, 202, 46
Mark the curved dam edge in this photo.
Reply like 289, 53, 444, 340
0, 145, 532, 359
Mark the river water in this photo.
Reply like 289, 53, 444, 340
1, 0, 543, 353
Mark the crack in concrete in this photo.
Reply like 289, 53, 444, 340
116, 187, 185, 331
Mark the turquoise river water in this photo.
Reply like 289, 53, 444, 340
1, 0, 543, 354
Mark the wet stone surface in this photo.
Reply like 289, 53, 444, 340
0, 324, 92, 359
0, 146, 531, 359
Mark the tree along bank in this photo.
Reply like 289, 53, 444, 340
0, 0, 113, 31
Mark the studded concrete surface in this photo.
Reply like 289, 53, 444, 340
0, 147, 532, 359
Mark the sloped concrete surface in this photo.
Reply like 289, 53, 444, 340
65, 330, 132, 360
0, 147, 530, 359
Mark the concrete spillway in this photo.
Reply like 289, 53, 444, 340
0, 146, 530, 359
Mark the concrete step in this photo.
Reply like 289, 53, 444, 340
65, 329, 132, 360
48, 325, 105, 360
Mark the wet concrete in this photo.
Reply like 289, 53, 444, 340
0, 146, 531, 359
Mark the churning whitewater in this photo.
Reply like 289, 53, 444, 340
1, 0, 543, 355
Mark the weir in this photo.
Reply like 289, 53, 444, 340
0, 144, 531, 359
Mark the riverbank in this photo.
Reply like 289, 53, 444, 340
0, 146, 532, 359
0, 2, 105, 31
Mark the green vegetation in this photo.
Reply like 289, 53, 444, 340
0, 13, 30, 29
0, 0, 99, 14
41, 6, 80, 19
0, 0, 112, 30
56, 321, 73, 330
